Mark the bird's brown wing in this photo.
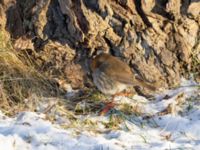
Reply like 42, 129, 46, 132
100, 56, 134, 85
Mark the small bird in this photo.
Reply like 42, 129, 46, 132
90, 53, 155, 115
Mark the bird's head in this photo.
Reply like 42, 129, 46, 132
90, 53, 110, 72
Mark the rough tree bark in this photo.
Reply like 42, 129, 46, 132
0, 0, 199, 94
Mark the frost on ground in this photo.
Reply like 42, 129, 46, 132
0, 79, 199, 150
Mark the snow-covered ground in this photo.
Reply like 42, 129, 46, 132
0, 79, 199, 150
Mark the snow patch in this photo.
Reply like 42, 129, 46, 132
0, 80, 199, 150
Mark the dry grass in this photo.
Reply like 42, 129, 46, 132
0, 29, 60, 115
0, 26, 105, 124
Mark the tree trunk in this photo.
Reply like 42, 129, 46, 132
0, 0, 199, 92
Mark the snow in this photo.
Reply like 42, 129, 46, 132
0, 79, 199, 150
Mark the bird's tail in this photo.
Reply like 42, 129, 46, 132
135, 78, 156, 91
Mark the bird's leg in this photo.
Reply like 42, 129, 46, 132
114, 91, 133, 97
99, 95, 116, 116
99, 91, 133, 115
